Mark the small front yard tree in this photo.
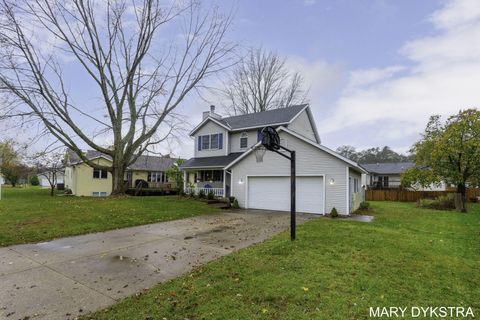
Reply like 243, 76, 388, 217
166, 159, 185, 195
33, 151, 65, 196
402, 109, 480, 211
0, 139, 22, 187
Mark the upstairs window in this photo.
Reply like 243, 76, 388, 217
198, 133, 223, 151
240, 132, 248, 149
201, 135, 210, 150
210, 134, 219, 149
93, 169, 108, 179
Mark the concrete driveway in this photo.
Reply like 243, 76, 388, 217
0, 210, 316, 319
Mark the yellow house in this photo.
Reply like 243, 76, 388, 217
64, 150, 178, 196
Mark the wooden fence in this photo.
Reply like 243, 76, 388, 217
365, 189, 480, 202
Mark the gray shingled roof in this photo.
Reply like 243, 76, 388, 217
180, 153, 243, 168
67, 150, 177, 171
362, 162, 415, 174
219, 104, 307, 130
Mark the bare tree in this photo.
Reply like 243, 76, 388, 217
33, 151, 64, 196
223, 48, 307, 115
0, 0, 234, 195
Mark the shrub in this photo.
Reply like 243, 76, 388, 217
64, 188, 72, 195
207, 189, 215, 200
359, 201, 370, 210
30, 175, 40, 186
229, 196, 236, 203
416, 194, 455, 211
198, 189, 206, 199
232, 199, 240, 209
330, 207, 338, 218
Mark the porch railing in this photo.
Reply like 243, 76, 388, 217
186, 187, 224, 197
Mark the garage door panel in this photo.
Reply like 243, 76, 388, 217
247, 176, 324, 214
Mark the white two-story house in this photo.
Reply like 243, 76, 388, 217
181, 104, 366, 215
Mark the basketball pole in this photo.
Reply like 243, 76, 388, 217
290, 150, 296, 240
270, 146, 296, 241
260, 126, 296, 241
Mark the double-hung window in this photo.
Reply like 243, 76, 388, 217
201, 135, 210, 150
210, 134, 219, 149
93, 169, 108, 179
198, 133, 223, 151
240, 132, 248, 149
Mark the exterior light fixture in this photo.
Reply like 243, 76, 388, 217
238, 178, 244, 184
329, 178, 335, 185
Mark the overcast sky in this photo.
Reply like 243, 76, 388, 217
4, 0, 480, 159
170, 0, 480, 158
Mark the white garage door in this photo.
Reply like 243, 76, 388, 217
247, 176, 324, 214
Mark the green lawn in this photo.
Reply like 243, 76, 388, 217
0, 187, 218, 246
84, 201, 479, 320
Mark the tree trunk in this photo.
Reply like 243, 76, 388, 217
111, 164, 126, 196
455, 183, 467, 212
50, 186, 55, 196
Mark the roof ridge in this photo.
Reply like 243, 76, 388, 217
221, 104, 307, 121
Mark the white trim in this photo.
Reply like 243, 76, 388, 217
181, 165, 226, 169
189, 117, 230, 136
244, 174, 326, 215
69, 155, 112, 166
346, 167, 350, 214
228, 122, 290, 132
286, 105, 321, 143
223, 169, 226, 198
225, 131, 229, 156
230, 170, 234, 198
302, 106, 321, 144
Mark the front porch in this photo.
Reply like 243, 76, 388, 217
183, 168, 231, 198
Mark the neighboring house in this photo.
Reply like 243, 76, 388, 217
0, 174, 4, 185
39, 171, 65, 188
362, 162, 415, 189
361, 162, 447, 191
64, 150, 178, 196
181, 105, 367, 215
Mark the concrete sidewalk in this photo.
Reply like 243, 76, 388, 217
0, 210, 316, 319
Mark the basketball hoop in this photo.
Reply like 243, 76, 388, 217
254, 146, 267, 162
261, 126, 281, 151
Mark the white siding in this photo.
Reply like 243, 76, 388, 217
64, 167, 76, 194
287, 109, 317, 142
229, 129, 259, 153
230, 131, 350, 214
194, 120, 228, 158
349, 168, 363, 212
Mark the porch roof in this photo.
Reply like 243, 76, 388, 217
181, 153, 243, 169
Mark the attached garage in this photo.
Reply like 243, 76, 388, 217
246, 176, 325, 214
